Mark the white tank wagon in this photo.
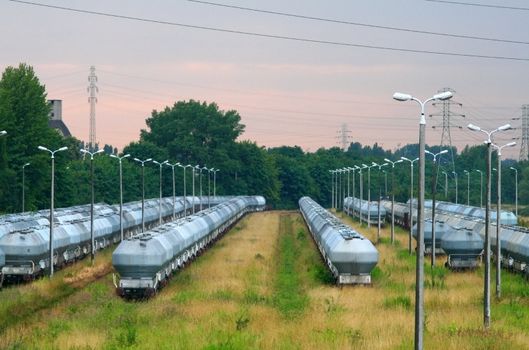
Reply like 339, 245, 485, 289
112, 196, 266, 298
299, 197, 379, 284
441, 227, 484, 269
343, 197, 386, 226
0, 196, 227, 285
411, 219, 449, 255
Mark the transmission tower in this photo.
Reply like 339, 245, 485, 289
87, 66, 98, 151
430, 87, 464, 173
335, 123, 352, 150
519, 105, 529, 161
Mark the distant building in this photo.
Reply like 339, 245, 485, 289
48, 100, 72, 137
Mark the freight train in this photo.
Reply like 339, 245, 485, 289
112, 196, 266, 298
299, 197, 379, 284
343, 197, 386, 226
0, 196, 227, 285
381, 200, 529, 272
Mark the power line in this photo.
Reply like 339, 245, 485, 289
425, 0, 529, 11
6, 0, 529, 62
186, 0, 529, 45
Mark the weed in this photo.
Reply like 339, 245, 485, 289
235, 313, 250, 331
383, 295, 412, 310
254, 253, 265, 260
296, 228, 306, 240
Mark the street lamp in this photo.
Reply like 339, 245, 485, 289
212, 169, 220, 197
468, 122, 512, 329
152, 160, 169, 225
357, 165, 367, 224
464, 170, 470, 206
80, 148, 104, 263
22, 162, 30, 212
441, 171, 448, 198
133, 157, 152, 233
509, 167, 518, 218
110, 153, 130, 241
165, 162, 180, 220
374, 162, 388, 242
329, 170, 335, 210
383, 170, 388, 197
476, 169, 484, 208
393, 89, 453, 350
452, 171, 458, 204
424, 149, 448, 266
384, 158, 403, 244
38, 145, 68, 277
208, 167, 214, 208
178, 164, 193, 217
492, 141, 516, 299
362, 163, 378, 228
0, 130, 6, 136
401, 156, 419, 254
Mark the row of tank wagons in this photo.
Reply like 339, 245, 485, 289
383, 200, 529, 274
112, 196, 266, 299
0, 196, 230, 285
299, 197, 379, 284
343, 197, 386, 226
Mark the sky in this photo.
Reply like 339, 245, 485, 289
1, 0, 527, 159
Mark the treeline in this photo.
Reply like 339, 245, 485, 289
0, 63, 527, 213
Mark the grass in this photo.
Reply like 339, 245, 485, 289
1, 210, 529, 349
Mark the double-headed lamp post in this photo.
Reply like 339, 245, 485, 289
467, 122, 512, 329
373, 162, 388, 242
152, 160, 169, 225
165, 162, 180, 220
22, 162, 30, 212
393, 89, 453, 350
476, 169, 484, 208
134, 157, 152, 233
492, 141, 516, 299
110, 153, 130, 241
425, 149, 448, 266
80, 148, 104, 263
362, 163, 378, 228
384, 158, 403, 244
452, 171, 458, 204
38, 145, 68, 277
401, 156, 419, 254
178, 164, 193, 217
510, 167, 518, 218
212, 169, 220, 197
464, 170, 470, 206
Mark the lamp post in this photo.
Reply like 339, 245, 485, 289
467, 122, 512, 329
383, 170, 388, 197
362, 163, 377, 228
330, 170, 335, 210
476, 170, 484, 208
464, 170, 470, 206
441, 171, 448, 199
152, 160, 168, 225
354, 166, 362, 219
374, 162, 388, 242
22, 162, 30, 212
212, 169, 219, 197
384, 158, 403, 244
38, 145, 68, 277
510, 167, 518, 218
133, 157, 152, 233
402, 156, 419, 254
358, 165, 366, 224
393, 89, 453, 350
110, 153, 130, 241
336, 169, 342, 210
492, 141, 516, 299
208, 167, 214, 208
350, 167, 356, 216
452, 171, 458, 204
425, 149, 448, 266
346, 167, 351, 198
80, 148, 104, 263
165, 162, 180, 220
178, 164, 193, 217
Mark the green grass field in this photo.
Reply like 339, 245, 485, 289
0, 210, 528, 349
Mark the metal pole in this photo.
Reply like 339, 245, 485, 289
192, 167, 196, 214
480, 171, 483, 209
142, 164, 145, 232
415, 108, 426, 350
158, 164, 162, 225
444, 172, 448, 198
347, 169, 350, 198
410, 163, 414, 254
214, 170, 217, 197
454, 173, 458, 204
368, 167, 371, 228
385, 171, 388, 197
359, 170, 363, 225
183, 166, 187, 217
172, 165, 176, 220
352, 169, 356, 219
50, 155, 55, 277
90, 155, 95, 263
391, 168, 395, 243
199, 168, 203, 211
484, 142, 491, 328
431, 160, 438, 267
119, 159, 123, 241
208, 169, 211, 209
496, 151, 501, 299
467, 173, 470, 206
22, 165, 26, 212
